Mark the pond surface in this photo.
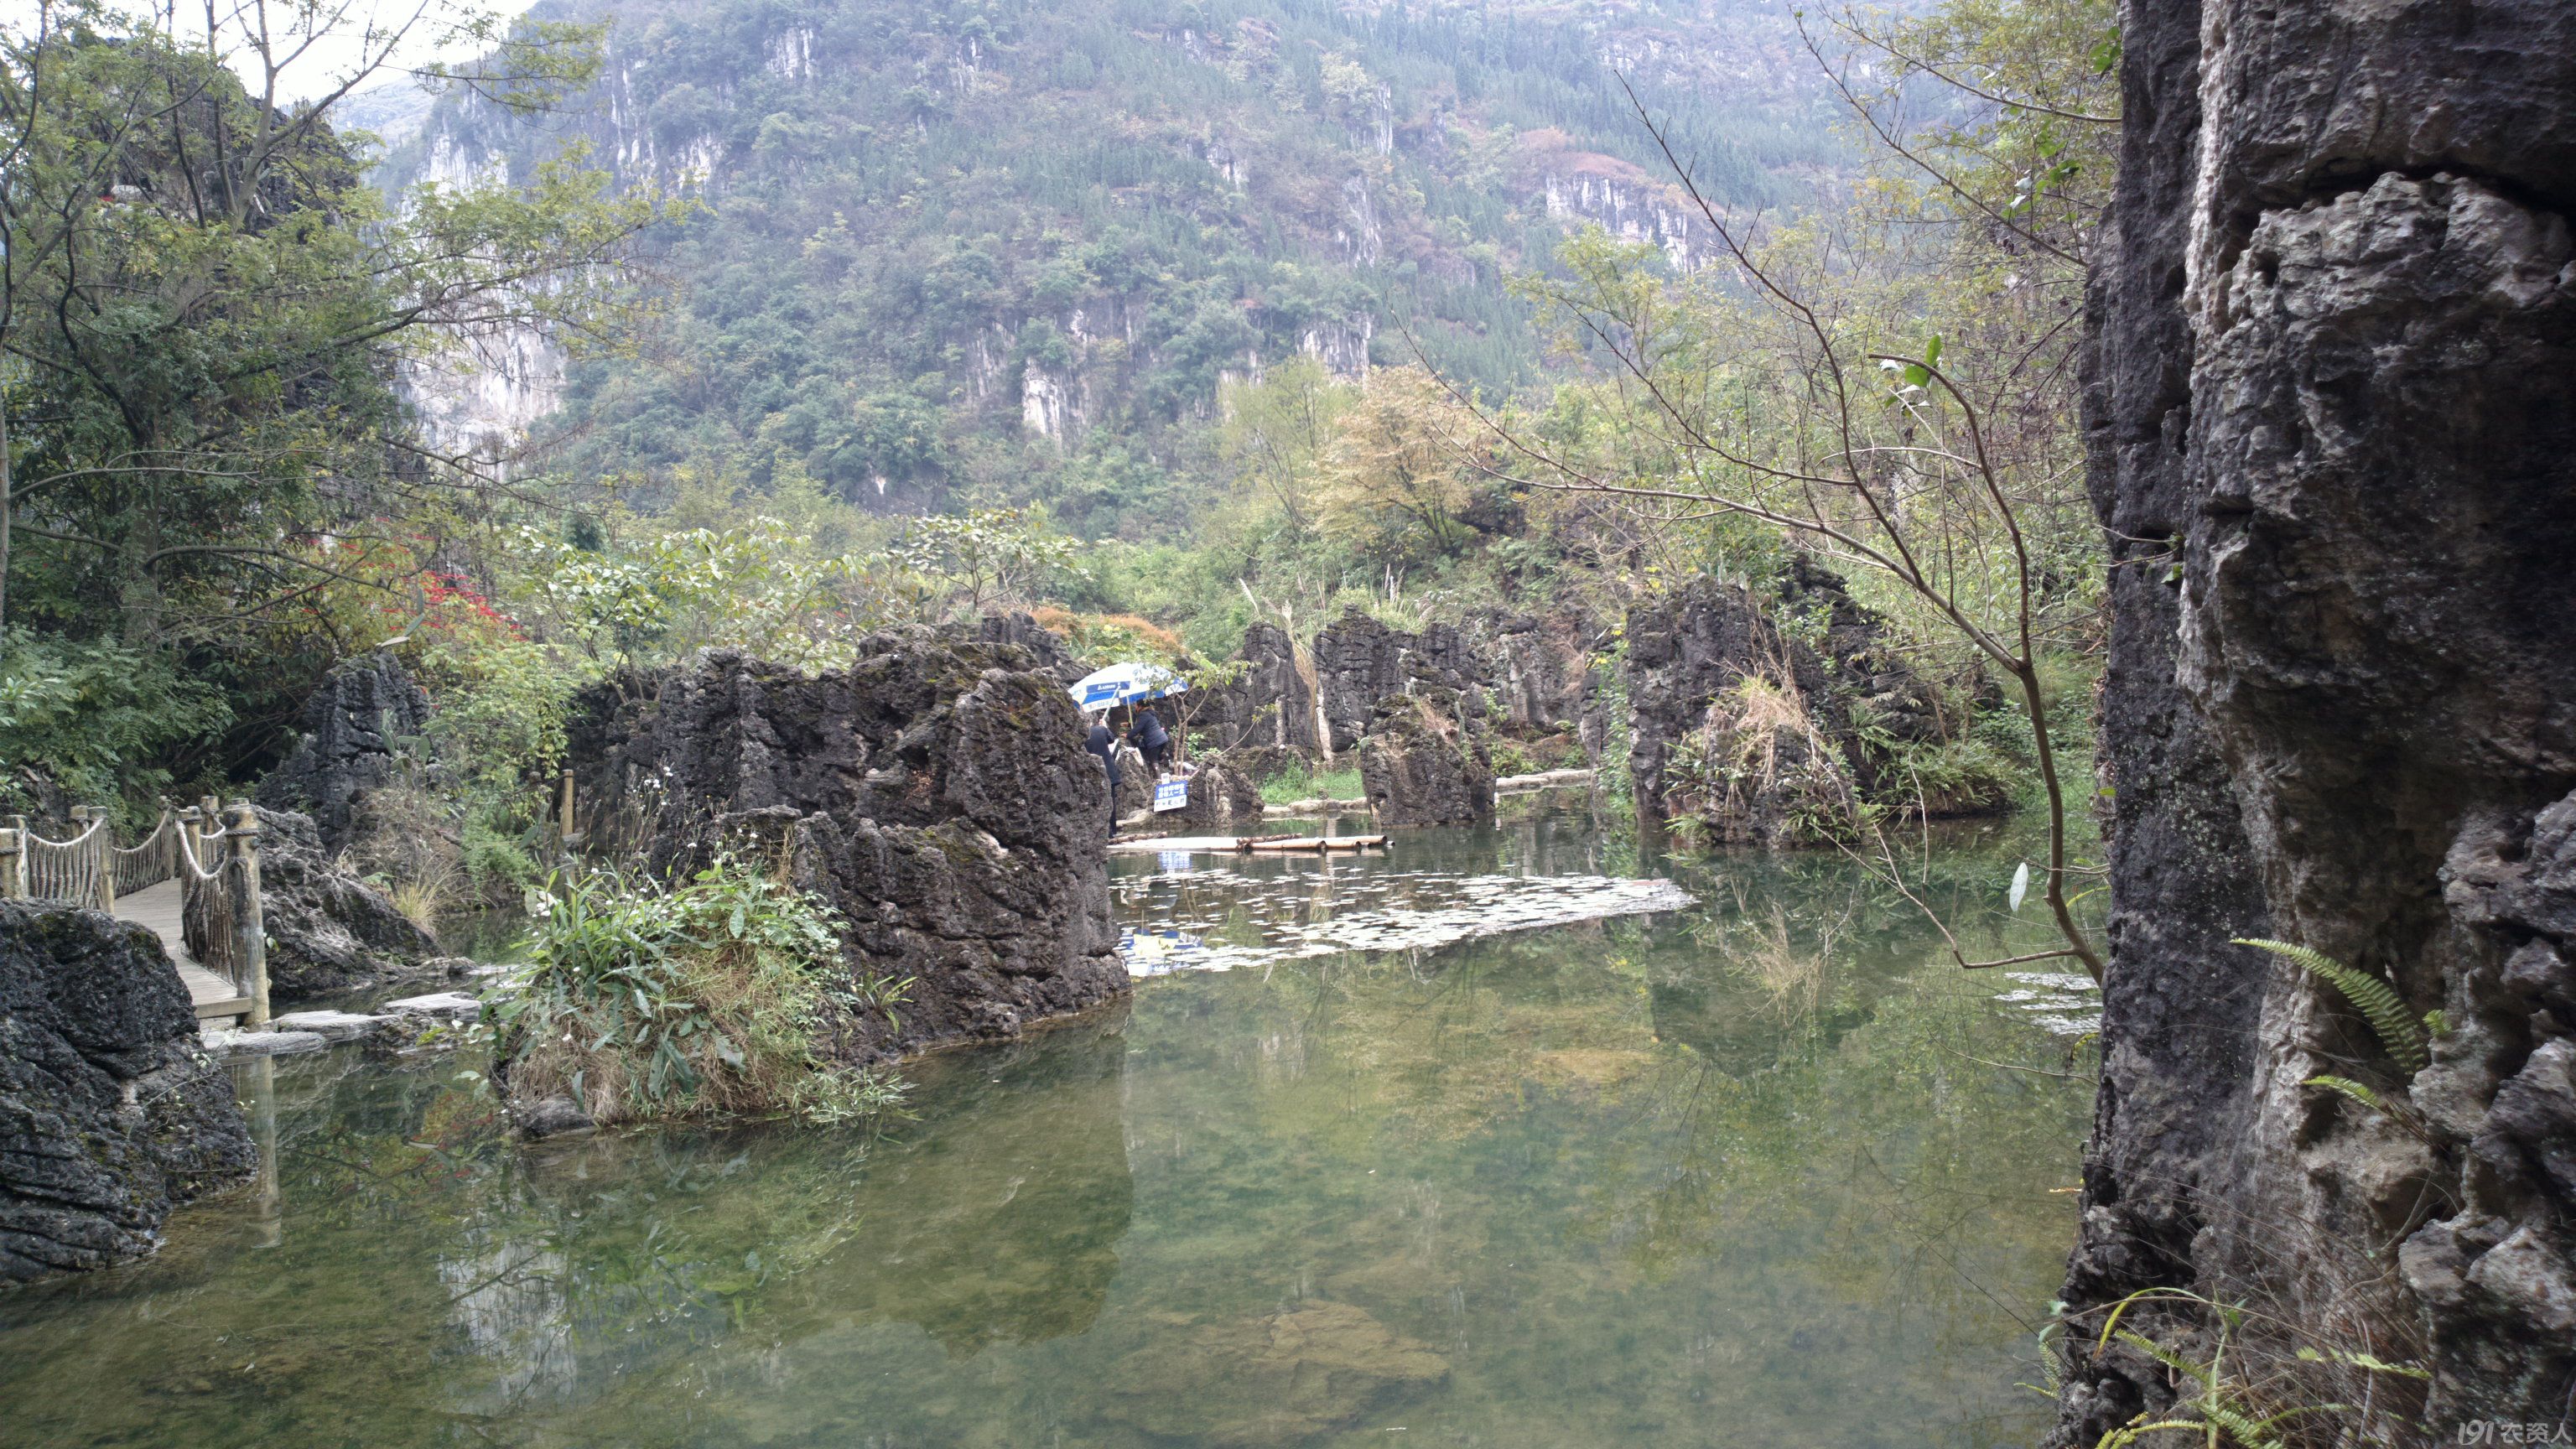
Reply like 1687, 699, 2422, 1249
0, 810, 2093, 1448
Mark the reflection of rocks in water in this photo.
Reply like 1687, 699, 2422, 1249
1098, 1301, 1447, 1447
1649, 975, 1870, 1078
819, 1013, 1135, 1356
424, 1019, 1137, 1406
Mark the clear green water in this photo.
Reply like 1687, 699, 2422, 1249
0, 812, 2092, 1448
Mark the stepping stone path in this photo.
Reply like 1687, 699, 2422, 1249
383, 991, 482, 1019
200, 976, 518, 1057
263, 1010, 386, 1042
200, 1029, 329, 1063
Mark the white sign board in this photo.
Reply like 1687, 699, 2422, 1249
1152, 778, 1190, 813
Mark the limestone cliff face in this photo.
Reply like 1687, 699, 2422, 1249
2062, 0, 2576, 1436
568, 635, 1125, 1062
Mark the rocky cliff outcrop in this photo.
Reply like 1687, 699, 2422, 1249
252, 807, 441, 1000
0, 901, 252, 1282
1627, 564, 1952, 845
569, 635, 1124, 1060
1188, 622, 1319, 755
1358, 688, 1494, 828
1313, 610, 1482, 754
2059, 1, 2576, 1436
257, 651, 434, 857
1468, 612, 1603, 742
1626, 575, 1840, 825
974, 612, 1086, 686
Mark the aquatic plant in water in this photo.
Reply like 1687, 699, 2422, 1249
496, 857, 909, 1126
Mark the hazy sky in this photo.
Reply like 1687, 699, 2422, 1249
1, 0, 542, 102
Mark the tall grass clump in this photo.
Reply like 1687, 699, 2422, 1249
1257, 762, 1366, 806
495, 857, 910, 1128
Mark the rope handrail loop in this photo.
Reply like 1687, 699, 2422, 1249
109, 805, 184, 896
18, 809, 113, 909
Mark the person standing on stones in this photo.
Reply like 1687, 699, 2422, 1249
1086, 720, 1121, 838
1130, 705, 1171, 776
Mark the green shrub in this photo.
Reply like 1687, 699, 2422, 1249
0, 629, 231, 822
1257, 762, 1365, 805
496, 857, 910, 1127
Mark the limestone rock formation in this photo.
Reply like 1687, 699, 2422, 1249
974, 611, 1086, 686
2059, 1, 2576, 1436
1314, 609, 1483, 753
1470, 611, 1604, 741
1358, 687, 1494, 828
0, 900, 252, 1282
1150, 758, 1265, 833
1626, 564, 1955, 844
257, 651, 434, 856
1188, 622, 1320, 755
1625, 576, 1838, 823
568, 635, 1124, 1061
252, 807, 442, 1000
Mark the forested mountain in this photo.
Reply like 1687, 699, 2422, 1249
375, 0, 1846, 534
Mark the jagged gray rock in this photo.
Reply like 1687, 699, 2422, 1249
1625, 564, 1957, 844
1313, 609, 1483, 754
1189, 622, 1319, 755
568, 634, 1124, 1062
1469, 611, 1603, 742
256, 651, 433, 855
0, 900, 252, 1283
1150, 759, 1264, 833
1358, 687, 1494, 828
252, 807, 441, 1000
2059, 1, 2576, 1436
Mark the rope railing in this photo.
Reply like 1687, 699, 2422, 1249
0, 799, 269, 1026
176, 799, 269, 1025
111, 806, 185, 897
1, 810, 114, 910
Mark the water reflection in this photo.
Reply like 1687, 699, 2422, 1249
0, 809, 2090, 1449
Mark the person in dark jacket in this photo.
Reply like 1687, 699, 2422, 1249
1085, 721, 1121, 836
1130, 705, 1171, 774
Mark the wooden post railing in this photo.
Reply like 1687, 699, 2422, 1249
0, 814, 24, 899
227, 802, 267, 1028
177, 798, 268, 1026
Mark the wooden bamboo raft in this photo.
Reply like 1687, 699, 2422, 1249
1108, 833, 1390, 855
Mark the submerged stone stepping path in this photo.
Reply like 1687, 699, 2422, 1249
201, 982, 503, 1059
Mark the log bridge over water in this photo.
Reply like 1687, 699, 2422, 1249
0, 800, 268, 1026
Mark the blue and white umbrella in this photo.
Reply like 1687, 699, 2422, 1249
1069, 661, 1188, 712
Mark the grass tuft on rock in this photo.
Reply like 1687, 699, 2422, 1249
496, 857, 909, 1128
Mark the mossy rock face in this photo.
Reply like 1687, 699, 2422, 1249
0, 900, 254, 1283
567, 631, 1125, 1063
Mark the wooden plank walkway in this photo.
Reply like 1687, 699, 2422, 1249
115, 880, 252, 1022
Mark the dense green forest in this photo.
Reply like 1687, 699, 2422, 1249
380, 0, 1845, 532
3, 0, 2112, 919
